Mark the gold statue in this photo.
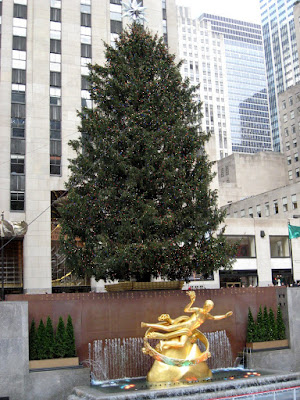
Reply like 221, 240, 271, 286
141, 291, 233, 383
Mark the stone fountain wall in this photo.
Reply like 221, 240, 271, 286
7, 286, 278, 365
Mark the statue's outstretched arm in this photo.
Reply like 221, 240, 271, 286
207, 311, 233, 320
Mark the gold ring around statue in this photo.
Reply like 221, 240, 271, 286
142, 328, 210, 367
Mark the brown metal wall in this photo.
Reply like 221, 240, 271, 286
7, 286, 278, 362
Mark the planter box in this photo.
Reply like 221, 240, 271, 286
246, 339, 289, 350
29, 357, 79, 369
105, 281, 184, 292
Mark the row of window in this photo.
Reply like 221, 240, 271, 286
226, 235, 290, 258
228, 194, 298, 219
10, 1, 27, 211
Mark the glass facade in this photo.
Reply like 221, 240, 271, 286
200, 14, 272, 154
259, 0, 300, 151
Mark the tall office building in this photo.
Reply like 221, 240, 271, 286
177, 7, 272, 160
259, 0, 300, 151
0, 0, 178, 294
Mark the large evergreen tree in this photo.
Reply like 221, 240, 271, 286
59, 23, 236, 282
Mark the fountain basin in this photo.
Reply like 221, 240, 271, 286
68, 370, 300, 400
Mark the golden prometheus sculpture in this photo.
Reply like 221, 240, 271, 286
141, 291, 233, 383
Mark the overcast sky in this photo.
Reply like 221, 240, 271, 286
175, 0, 262, 24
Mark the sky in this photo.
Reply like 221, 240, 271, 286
175, 0, 262, 24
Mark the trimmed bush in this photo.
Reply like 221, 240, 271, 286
65, 315, 76, 357
54, 316, 66, 358
246, 308, 256, 343
268, 308, 277, 341
29, 319, 38, 360
45, 316, 55, 359
37, 319, 47, 359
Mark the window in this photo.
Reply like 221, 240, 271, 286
50, 155, 61, 175
81, 76, 90, 90
110, 20, 122, 34
11, 174, 25, 191
256, 205, 261, 217
50, 71, 61, 87
11, 103, 26, 118
50, 7, 61, 22
11, 138, 25, 155
292, 194, 298, 209
289, 96, 293, 105
283, 114, 288, 122
50, 139, 61, 156
50, 105, 61, 120
273, 200, 279, 214
14, 4, 27, 19
284, 127, 289, 136
50, 120, 61, 139
240, 209, 245, 218
11, 155, 25, 174
288, 170, 293, 180
295, 152, 299, 162
13, 36, 26, 51
293, 138, 297, 147
282, 100, 286, 109
292, 125, 296, 134
12, 91, 25, 104
270, 236, 290, 258
50, 39, 61, 54
286, 141, 290, 151
291, 110, 295, 119
81, 43, 92, 58
287, 156, 291, 165
81, 13, 91, 27
282, 197, 288, 212
10, 192, 25, 211
296, 168, 300, 178
226, 236, 256, 258
12, 69, 26, 84
265, 203, 270, 217
248, 207, 253, 218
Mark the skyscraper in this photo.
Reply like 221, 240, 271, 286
259, 0, 300, 151
177, 7, 272, 160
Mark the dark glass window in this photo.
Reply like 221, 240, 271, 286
12, 69, 26, 84
50, 7, 61, 22
10, 192, 25, 211
81, 43, 92, 58
13, 4, 27, 19
110, 0, 122, 4
11, 156, 25, 174
13, 36, 26, 51
50, 105, 61, 120
11, 174, 25, 191
11, 103, 26, 118
81, 76, 90, 90
11, 138, 25, 155
50, 39, 61, 54
50, 71, 61, 87
110, 20, 122, 34
50, 139, 62, 156
81, 13, 91, 27
50, 120, 61, 139
12, 127, 25, 138
50, 156, 61, 175
12, 91, 25, 104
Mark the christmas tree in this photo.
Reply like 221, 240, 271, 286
59, 23, 237, 282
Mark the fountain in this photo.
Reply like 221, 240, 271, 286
68, 292, 300, 400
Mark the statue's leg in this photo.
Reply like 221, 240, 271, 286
141, 322, 175, 331
147, 328, 189, 341
161, 334, 189, 350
